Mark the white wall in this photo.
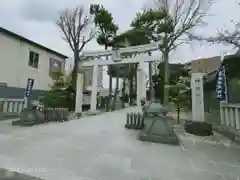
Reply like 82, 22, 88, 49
0, 32, 66, 90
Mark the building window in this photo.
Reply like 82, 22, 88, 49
49, 57, 63, 79
28, 51, 39, 68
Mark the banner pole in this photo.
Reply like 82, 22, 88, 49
24, 96, 28, 109
223, 67, 228, 103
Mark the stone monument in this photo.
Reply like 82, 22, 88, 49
184, 73, 213, 136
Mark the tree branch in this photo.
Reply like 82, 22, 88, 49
169, 0, 209, 49
56, 5, 96, 89
152, 0, 211, 51
206, 22, 240, 48
56, 6, 95, 53
78, 29, 96, 53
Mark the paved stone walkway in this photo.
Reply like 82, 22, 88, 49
0, 107, 239, 180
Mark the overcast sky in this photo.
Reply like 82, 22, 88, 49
0, 0, 239, 87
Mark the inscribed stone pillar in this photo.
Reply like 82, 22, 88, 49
191, 73, 205, 122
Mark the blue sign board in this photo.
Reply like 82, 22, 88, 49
215, 67, 227, 101
25, 78, 34, 97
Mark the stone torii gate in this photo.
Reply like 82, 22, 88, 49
75, 42, 163, 115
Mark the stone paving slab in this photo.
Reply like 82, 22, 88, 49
0, 107, 239, 180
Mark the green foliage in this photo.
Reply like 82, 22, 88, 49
108, 27, 150, 79
131, 9, 173, 42
131, 2, 209, 104
41, 74, 75, 110
41, 88, 75, 109
223, 56, 240, 79
227, 78, 240, 102
153, 63, 188, 100
169, 68, 191, 121
90, 4, 118, 48
112, 28, 150, 46
131, 8, 177, 105
152, 63, 191, 121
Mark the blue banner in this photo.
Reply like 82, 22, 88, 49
216, 67, 227, 101
25, 78, 34, 97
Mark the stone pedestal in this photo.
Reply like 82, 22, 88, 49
86, 110, 102, 116
139, 116, 179, 145
138, 100, 178, 145
184, 121, 213, 136
12, 108, 68, 126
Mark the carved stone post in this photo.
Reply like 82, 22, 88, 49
75, 62, 84, 117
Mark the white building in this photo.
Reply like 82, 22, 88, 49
0, 27, 105, 102
0, 27, 68, 98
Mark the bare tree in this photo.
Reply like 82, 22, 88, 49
204, 22, 240, 48
56, 6, 95, 90
132, 0, 212, 105
194, 2, 240, 49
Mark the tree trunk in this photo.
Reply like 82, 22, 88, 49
177, 105, 180, 124
107, 66, 112, 111
71, 51, 80, 109
134, 64, 137, 98
71, 52, 79, 91
111, 75, 119, 110
148, 62, 154, 101
105, 45, 112, 112
129, 64, 134, 105
133, 64, 137, 105
122, 77, 126, 108
163, 51, 169, 106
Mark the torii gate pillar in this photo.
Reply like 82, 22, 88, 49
89, 60, 99, 113
75, 67, 84, 117
75, 59, 100, 115
137, 61, 147, 107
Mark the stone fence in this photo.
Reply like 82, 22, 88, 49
0, 98, 25, 119
220, 102, 240, 131
12, 108, 69, 126
213, 102, 240, 140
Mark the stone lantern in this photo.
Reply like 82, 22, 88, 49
139, 100, 179, 145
